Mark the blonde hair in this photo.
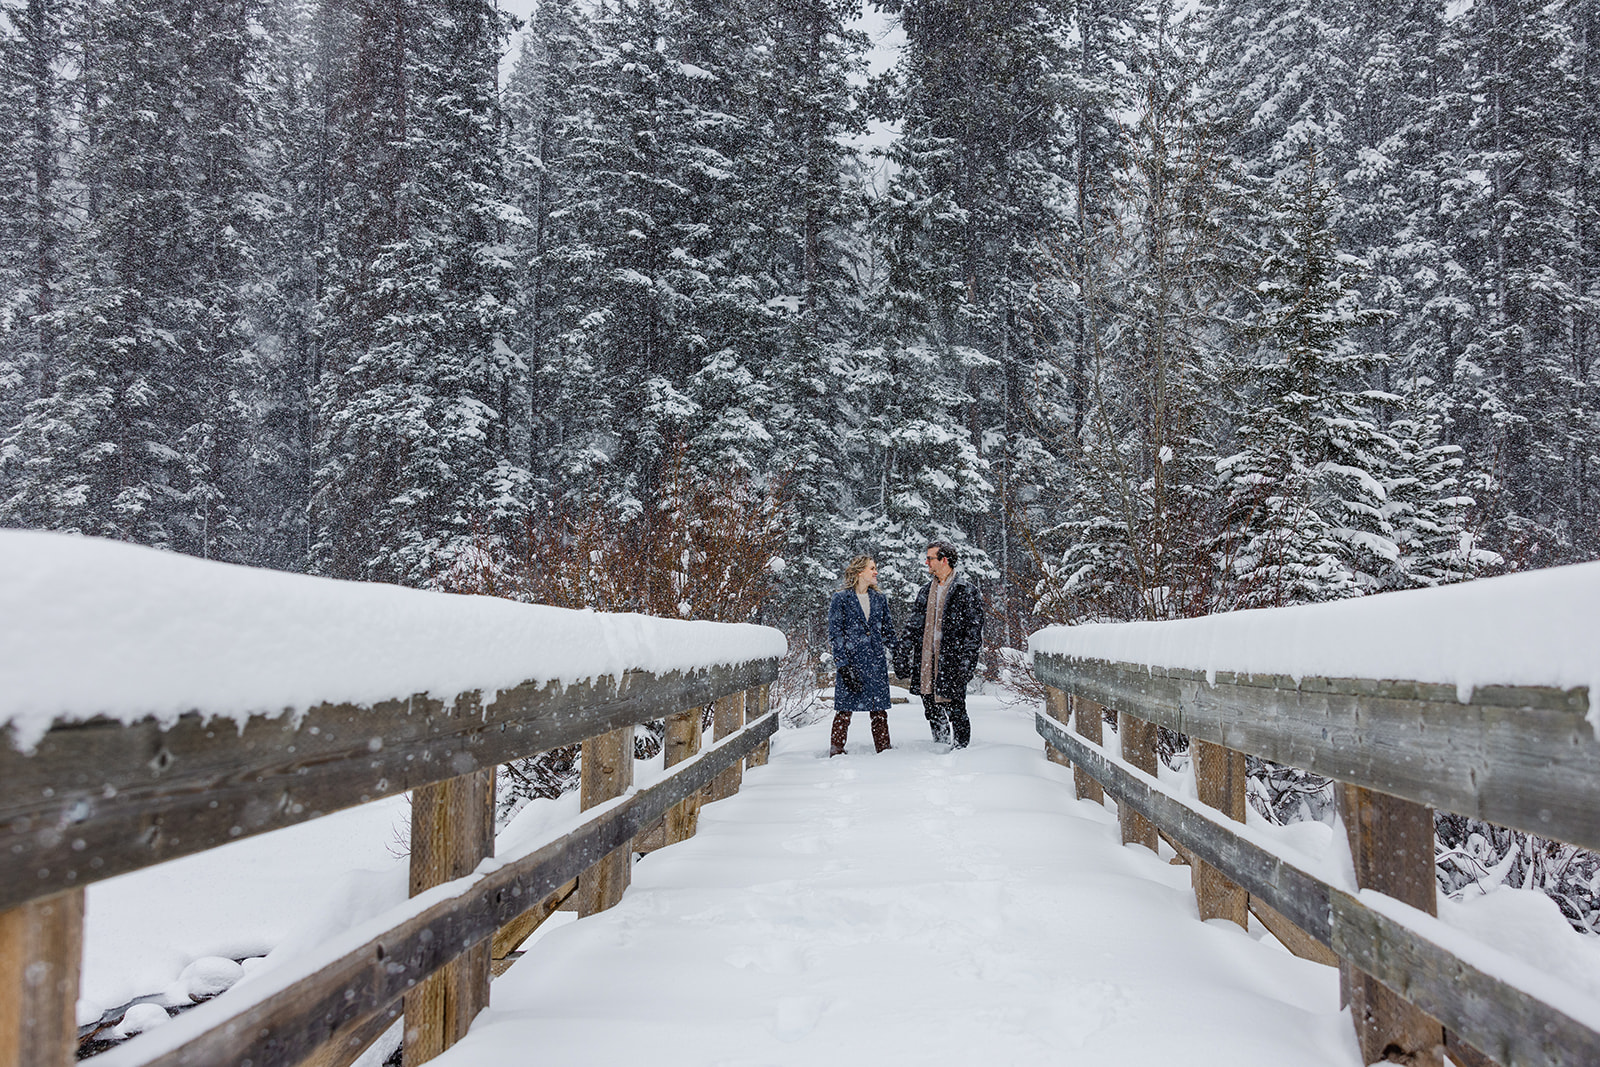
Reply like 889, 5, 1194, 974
842, 555, 876, 590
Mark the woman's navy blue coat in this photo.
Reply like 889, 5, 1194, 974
828, 589, 896, 712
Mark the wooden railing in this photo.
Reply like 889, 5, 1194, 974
1, 648, 780, 1067
1032, 650, 1600, 1067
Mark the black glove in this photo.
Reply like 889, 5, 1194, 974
839, 665, 863, 693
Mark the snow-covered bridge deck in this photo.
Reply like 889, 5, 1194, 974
432, 695, 1357, 1067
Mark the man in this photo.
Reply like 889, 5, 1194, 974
896, 540, 983, 748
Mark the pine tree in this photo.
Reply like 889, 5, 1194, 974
1435, 0, 1589, 567
746, 0, 868, 626
1381, 389, 1498, 588
872, 0, 1071, 618
3, 0, 267, 558
0, 0, 70, 482
1218, 153, 1397, 607
1031, 2, 1242, 624
502, 0, 595, 498
311, 0, 528, 584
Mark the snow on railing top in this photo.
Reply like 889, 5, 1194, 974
1028, 561, 1600, 727
0, 529, 787, 752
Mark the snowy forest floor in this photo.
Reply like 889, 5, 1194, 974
428, 691, 1363, 1067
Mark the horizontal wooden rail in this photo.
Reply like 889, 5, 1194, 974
1036, 712, 1600, 1067
1032, 653, 1599, 853
0, 659, 778, 912
90, 708, 779, 1067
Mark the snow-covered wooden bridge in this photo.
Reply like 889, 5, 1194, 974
3, 531, 1599, 1067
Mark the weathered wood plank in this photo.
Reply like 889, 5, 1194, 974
1445, 1031, 1500, 1067
1072, 695, 1104, 804
746, 686, 771, 769
1327, 895, 1600, 1067
577, 727, 635, 917
1035, 712, 1600, 1067
0, 659, 778, 912
296, 1002, 401, 1067
257, 876, 579, 1067
403, 768, 495, 1065
95, 712, 778, 1067
1338, 783, 1445, 1067
490, 879, 576, 977
1247, 896, 1338, 967
1033, 653, 1599, 853
0, 888, 82, 1067
1192, 739, 1247, 928
661, 706, 704, 847
1118, 712, 1158, 851
709, 690, 745, 802
1043, 687, 1072, 769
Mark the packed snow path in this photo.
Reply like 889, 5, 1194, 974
433, 693, 1361, 1066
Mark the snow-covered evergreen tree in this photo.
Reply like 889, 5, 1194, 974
311, 0, 528, 584
3, 0, 267, 560
1217, 153, 1397, 607
0, 0, 70, 479
750, 0, 868, 625
1381, 390, 1498, 589
1438, 0, 1595, 568
870, 0, 1069, 619
1032, 3, 1241, 624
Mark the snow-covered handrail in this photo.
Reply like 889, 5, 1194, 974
0, 532, 785, 1067
1027, 563, 1600, 1067
1029, 562, 1600, 853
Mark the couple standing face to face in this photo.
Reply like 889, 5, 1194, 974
852, 546, 952, 593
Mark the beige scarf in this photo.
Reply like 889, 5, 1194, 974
919, 575, 955, 701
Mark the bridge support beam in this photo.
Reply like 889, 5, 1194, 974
404, 766, 496, 1065
578, 726, 636, 917
746, 686, 772, 769
1043, 686, 1072, 770
0, 887, 82, 1067
1339, 783, 1446, 1067
1118, 712, 1159, 851
1072, 696, 1105, 804
1191, 740, 1248, 928
710, 690, 745, 801
662, 705, 705, 846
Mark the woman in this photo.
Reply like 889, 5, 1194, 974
826, 556, 896, 755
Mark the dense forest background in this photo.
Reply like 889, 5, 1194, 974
4, 0, 1599, 636
2, 0, 1598, 932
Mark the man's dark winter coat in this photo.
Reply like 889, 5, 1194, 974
896, 572, 983, 697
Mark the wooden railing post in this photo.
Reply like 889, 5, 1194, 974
709, 690, 745, 801
1043, 686, 1072, 769
662, 705, 705, 846
1118, 711, 1159, 851
577, 726, 636, 917
1191, 739, 1247, 927
403, 766, 495, 1065
1339, 783, 1446, 1067
0, 888, 83, 1067
1072, 696, 1105, 804
746, 685, 771, 768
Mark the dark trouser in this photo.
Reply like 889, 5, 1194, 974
830, 710, 891, 754
920, 692, 970, 748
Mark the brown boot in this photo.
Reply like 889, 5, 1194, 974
829, 712, 850, 756
870, 710, 891, 753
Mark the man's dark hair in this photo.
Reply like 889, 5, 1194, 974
927, 540, 958, 567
